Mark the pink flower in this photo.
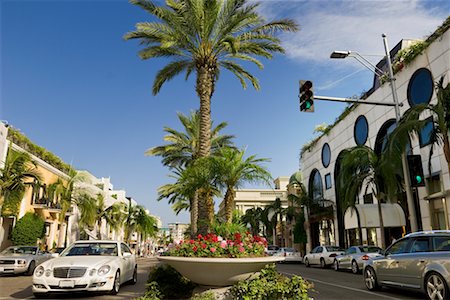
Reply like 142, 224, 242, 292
220, 241, 227, 249
239, 246, 245, 253
210, 247, 216, 253
201, 243, 207, 249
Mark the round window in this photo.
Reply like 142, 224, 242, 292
407, 68, 433, 106
354, 115, 368, 145
322, 143, 331, 168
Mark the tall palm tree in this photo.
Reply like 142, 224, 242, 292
125, 0, 298, 232
387, 76, 450, 177
147, 111, 234, 235
338, 146, 403, 248
124, 202, 158, 244
213, 147, 271, 223
0, 148, 41, 216
241, 207, 263, 236
263, 198, 287, 246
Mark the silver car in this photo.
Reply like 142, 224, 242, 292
364, 230, 450, 300
0, 246, 52, 275
334, 245, 382, 274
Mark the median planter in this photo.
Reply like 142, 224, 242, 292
158, 256, 285, 286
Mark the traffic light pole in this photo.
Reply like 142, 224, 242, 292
314, 95, 401, 107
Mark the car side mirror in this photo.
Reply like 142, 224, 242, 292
123, 252, 132, 257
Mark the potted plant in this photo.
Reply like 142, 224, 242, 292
158, 232, 284, 286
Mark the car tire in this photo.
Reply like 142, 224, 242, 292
131, 266, 137, 285
320, 258, 326, 269
364, 267, 380, 291
351, 260, 359, 274
26, 261, 36, 276
304, 258, 310, 267
425, 272, 448, 300
110, 270, 120, 295
334, 260, 339, 271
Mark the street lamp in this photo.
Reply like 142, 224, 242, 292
330, 34, 418, 233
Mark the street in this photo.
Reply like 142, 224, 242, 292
277, 263, 423, 300
0, 257, 158, 300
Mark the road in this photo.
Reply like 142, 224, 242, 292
0, 257, 158, 300
277, 263, 424, 300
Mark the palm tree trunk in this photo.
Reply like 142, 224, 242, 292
190, 192, 198, 237
195, 65, 215, 234
224, 188, 234, 224
376, 197, 386, 249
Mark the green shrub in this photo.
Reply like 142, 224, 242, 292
146, 264, 196, 299
190, 291, 215, 300
11, 213, 45, 245
135, 282, 162, 300
229, 264, 312, 300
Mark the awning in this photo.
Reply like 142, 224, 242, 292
344, 203, 406, 229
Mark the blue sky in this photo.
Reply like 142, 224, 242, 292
1, 0, 449, 226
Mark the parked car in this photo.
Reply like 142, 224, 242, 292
273, 247, 303, 263
265, 245, 280, 256
303, 245, 345, 268
32, 240, 137, 297
364, 230, 450, 300
334, 245, 382, 274
0, 245, 52, 276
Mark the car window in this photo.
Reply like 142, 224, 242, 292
433, 236, 450, 252
410, 238, 430, 253
347, 247, 356, 254
311, 246, 319, 253
326, 246, 344, 252
317, 247, 323, 253
386, 238, 410, 255
121, 243, 132, 255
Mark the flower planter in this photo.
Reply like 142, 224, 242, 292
158, 256, 285, 286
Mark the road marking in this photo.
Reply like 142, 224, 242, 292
281, 272, 403, 300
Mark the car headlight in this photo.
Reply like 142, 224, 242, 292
17, 259, 27, 265
97, 265, 111, 276
35, 266, 44, 277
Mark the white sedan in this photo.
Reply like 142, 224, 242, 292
273, 247, 303, 263
32, 240, 137, 297
303, 245, 345, 268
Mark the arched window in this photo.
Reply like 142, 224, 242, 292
309, 169, 323, 202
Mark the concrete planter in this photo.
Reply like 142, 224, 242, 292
158, 256, 285, 286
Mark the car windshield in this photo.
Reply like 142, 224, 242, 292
62, 243, 118, 256
1, 246, 37, 255
358, 246, 381, 253
326, 246, 344, 252
283, 248, 295, 252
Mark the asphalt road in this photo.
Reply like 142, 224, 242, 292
277, 262, 425, 300
0, 257, 159, 300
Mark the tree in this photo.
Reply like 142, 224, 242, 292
11, 212, 45, 246
241, 207, 263, 236
263, 198, 287, 246
337, 145, 402, 248
0, 148, 41, 216
147, 110, 234, 235
124, 201, 158, 244
213, 147, 271, 223
125, 0, 298, 233
387, 76, 450, 178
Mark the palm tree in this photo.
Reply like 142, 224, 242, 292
213, 147, 271, 223
125, 0, 298, 232
263, 198, 287, 246
147, 111, 234, 235
124, 202, 158, 244
0, 148, 41, 216
387, 76, 450, 177
241, 207, 263, 236
338, 146, 403, 248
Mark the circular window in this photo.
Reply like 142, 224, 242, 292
322, 143, 331, 168
407, 68, 433, 106
354, 115, 368, 145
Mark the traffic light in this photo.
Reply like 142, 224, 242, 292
299, 80, 314, 112
407, 154, 426, 187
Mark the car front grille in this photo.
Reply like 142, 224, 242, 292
0, 260, 15, 265
49, 284, 88, 289
53, 267, 87, 278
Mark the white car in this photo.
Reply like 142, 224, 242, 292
32, 240, 137, 297
303, 245, 345, 268
334, 245, 382, 274
273, 247, 303, 263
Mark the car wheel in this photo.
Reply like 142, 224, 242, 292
110, 270, 120, 295
131, 266, 137, 285
334, 260, 339, 271
26, 261, 36, 276
320, 258, 326, 269
351, 260, 359, 274
364, 267, 380, 291
425, 272, 448, 300
304, 258, 310, 267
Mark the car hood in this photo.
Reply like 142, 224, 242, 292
40, 256, 118, 269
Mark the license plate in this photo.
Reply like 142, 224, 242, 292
59, 280, 74, 288
0, 267, 4, 272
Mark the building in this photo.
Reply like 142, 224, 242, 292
300, 18, 450, 251
168, 223, 189, 244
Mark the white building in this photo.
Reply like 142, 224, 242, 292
300, 19, 450, 250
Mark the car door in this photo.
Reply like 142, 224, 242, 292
341, 247, 356, 269
120, 243, 134, 281
314, 246, 323, 265
375, 238, 411, 285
